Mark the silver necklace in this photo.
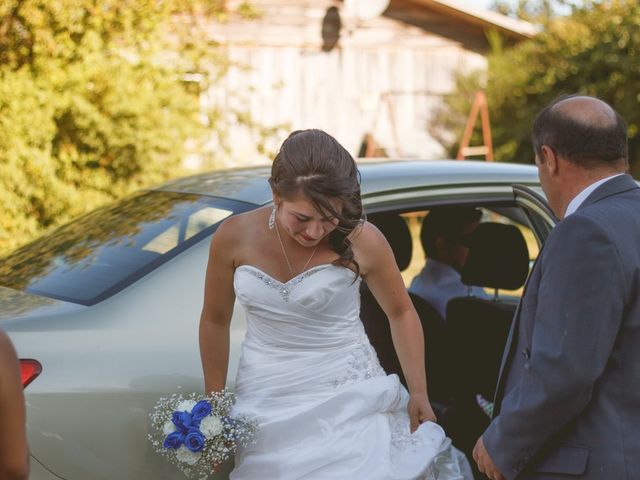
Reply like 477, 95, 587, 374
272, 210, 319, 277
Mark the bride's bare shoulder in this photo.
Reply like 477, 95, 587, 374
349, 221, 386, 247
210, 207, 270, 251
349, 221, 391, 267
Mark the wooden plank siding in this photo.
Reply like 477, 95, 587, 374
193, 0, 509, 167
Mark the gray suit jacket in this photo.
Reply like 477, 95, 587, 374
483, 174, 640, 479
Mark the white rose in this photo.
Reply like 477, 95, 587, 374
175, 445, 201, 465
176, 400, 197, 412
162, 420, 177, 436
199, 415, 223, 438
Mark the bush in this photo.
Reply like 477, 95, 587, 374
0, 0, 223, 253
435, 0, 640, 177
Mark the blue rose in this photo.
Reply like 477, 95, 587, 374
184, 428, 206, 453
172, 411, 193, 431
163, 431, 185, 449
191, 400, 212, 421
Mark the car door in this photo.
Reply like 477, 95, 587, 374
512, 184, 558, 245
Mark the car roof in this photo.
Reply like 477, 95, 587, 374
154, 159, 539, 205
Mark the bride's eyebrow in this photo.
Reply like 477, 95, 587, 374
291, 209, 333, 221
291, 210, 313, 220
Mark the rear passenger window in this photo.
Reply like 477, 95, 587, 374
400, 208, 539, 298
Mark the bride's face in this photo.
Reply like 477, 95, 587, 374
274, 194, 341, 248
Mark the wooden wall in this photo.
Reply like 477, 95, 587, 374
196, 0, 490, 167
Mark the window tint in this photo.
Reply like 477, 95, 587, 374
0, 192, 253, 305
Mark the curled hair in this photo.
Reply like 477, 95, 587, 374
532, 94, 628, 168
269, 129, 364, 274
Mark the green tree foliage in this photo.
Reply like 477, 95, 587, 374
490, 0, 578, 22
434, 0, 640, 176
0, 0, 258, 253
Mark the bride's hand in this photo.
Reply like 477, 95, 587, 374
407, 393, 436, 433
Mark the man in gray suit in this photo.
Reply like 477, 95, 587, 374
473, 95, 640, 479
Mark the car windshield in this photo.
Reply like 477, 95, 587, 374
0, 192, 254, 305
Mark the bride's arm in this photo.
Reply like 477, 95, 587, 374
199, 218, 238, 394
352, 222, 435, 431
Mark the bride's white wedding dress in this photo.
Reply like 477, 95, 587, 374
230, 263, 472, 480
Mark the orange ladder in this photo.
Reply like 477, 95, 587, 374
456, 91, 494, 161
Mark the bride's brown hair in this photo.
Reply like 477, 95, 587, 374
269, 129, 364, 273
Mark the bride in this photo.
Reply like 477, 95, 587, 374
199, 129, 472, 479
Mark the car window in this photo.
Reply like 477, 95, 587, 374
401, 208, 539, 297
0, 192, 254, 306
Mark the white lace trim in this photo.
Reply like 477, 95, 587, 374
388, 412, 442, 480
389, 410, 423, 450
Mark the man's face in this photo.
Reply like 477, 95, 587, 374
444, 219, 480, 272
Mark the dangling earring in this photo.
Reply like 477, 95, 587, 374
268, 205, 276, 230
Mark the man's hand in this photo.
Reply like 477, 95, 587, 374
473, 436, 506, 480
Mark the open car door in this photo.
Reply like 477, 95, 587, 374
513, 184, 557, 245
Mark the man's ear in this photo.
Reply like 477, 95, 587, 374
540, 145, 559, 176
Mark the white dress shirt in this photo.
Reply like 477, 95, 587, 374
408, 258, 488, 320
564, 174, 624, 217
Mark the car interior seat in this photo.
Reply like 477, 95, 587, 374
359, 213, 449, 402
444, 221, 530, 462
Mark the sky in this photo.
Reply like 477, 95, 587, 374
457, 0, 581, 14
456, 0, 512, 12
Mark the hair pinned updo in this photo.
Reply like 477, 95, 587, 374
269, 129, 364, 273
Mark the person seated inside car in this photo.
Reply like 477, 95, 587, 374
409, 206, 488, 320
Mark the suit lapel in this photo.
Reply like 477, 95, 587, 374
492, 244, 544, 416
492, 305, 520, 415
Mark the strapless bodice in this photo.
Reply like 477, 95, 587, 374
233, 264, 364, 350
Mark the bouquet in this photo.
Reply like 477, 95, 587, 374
148, 389, 258, 478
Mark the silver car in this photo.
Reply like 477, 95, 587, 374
1, 160, 556, 479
